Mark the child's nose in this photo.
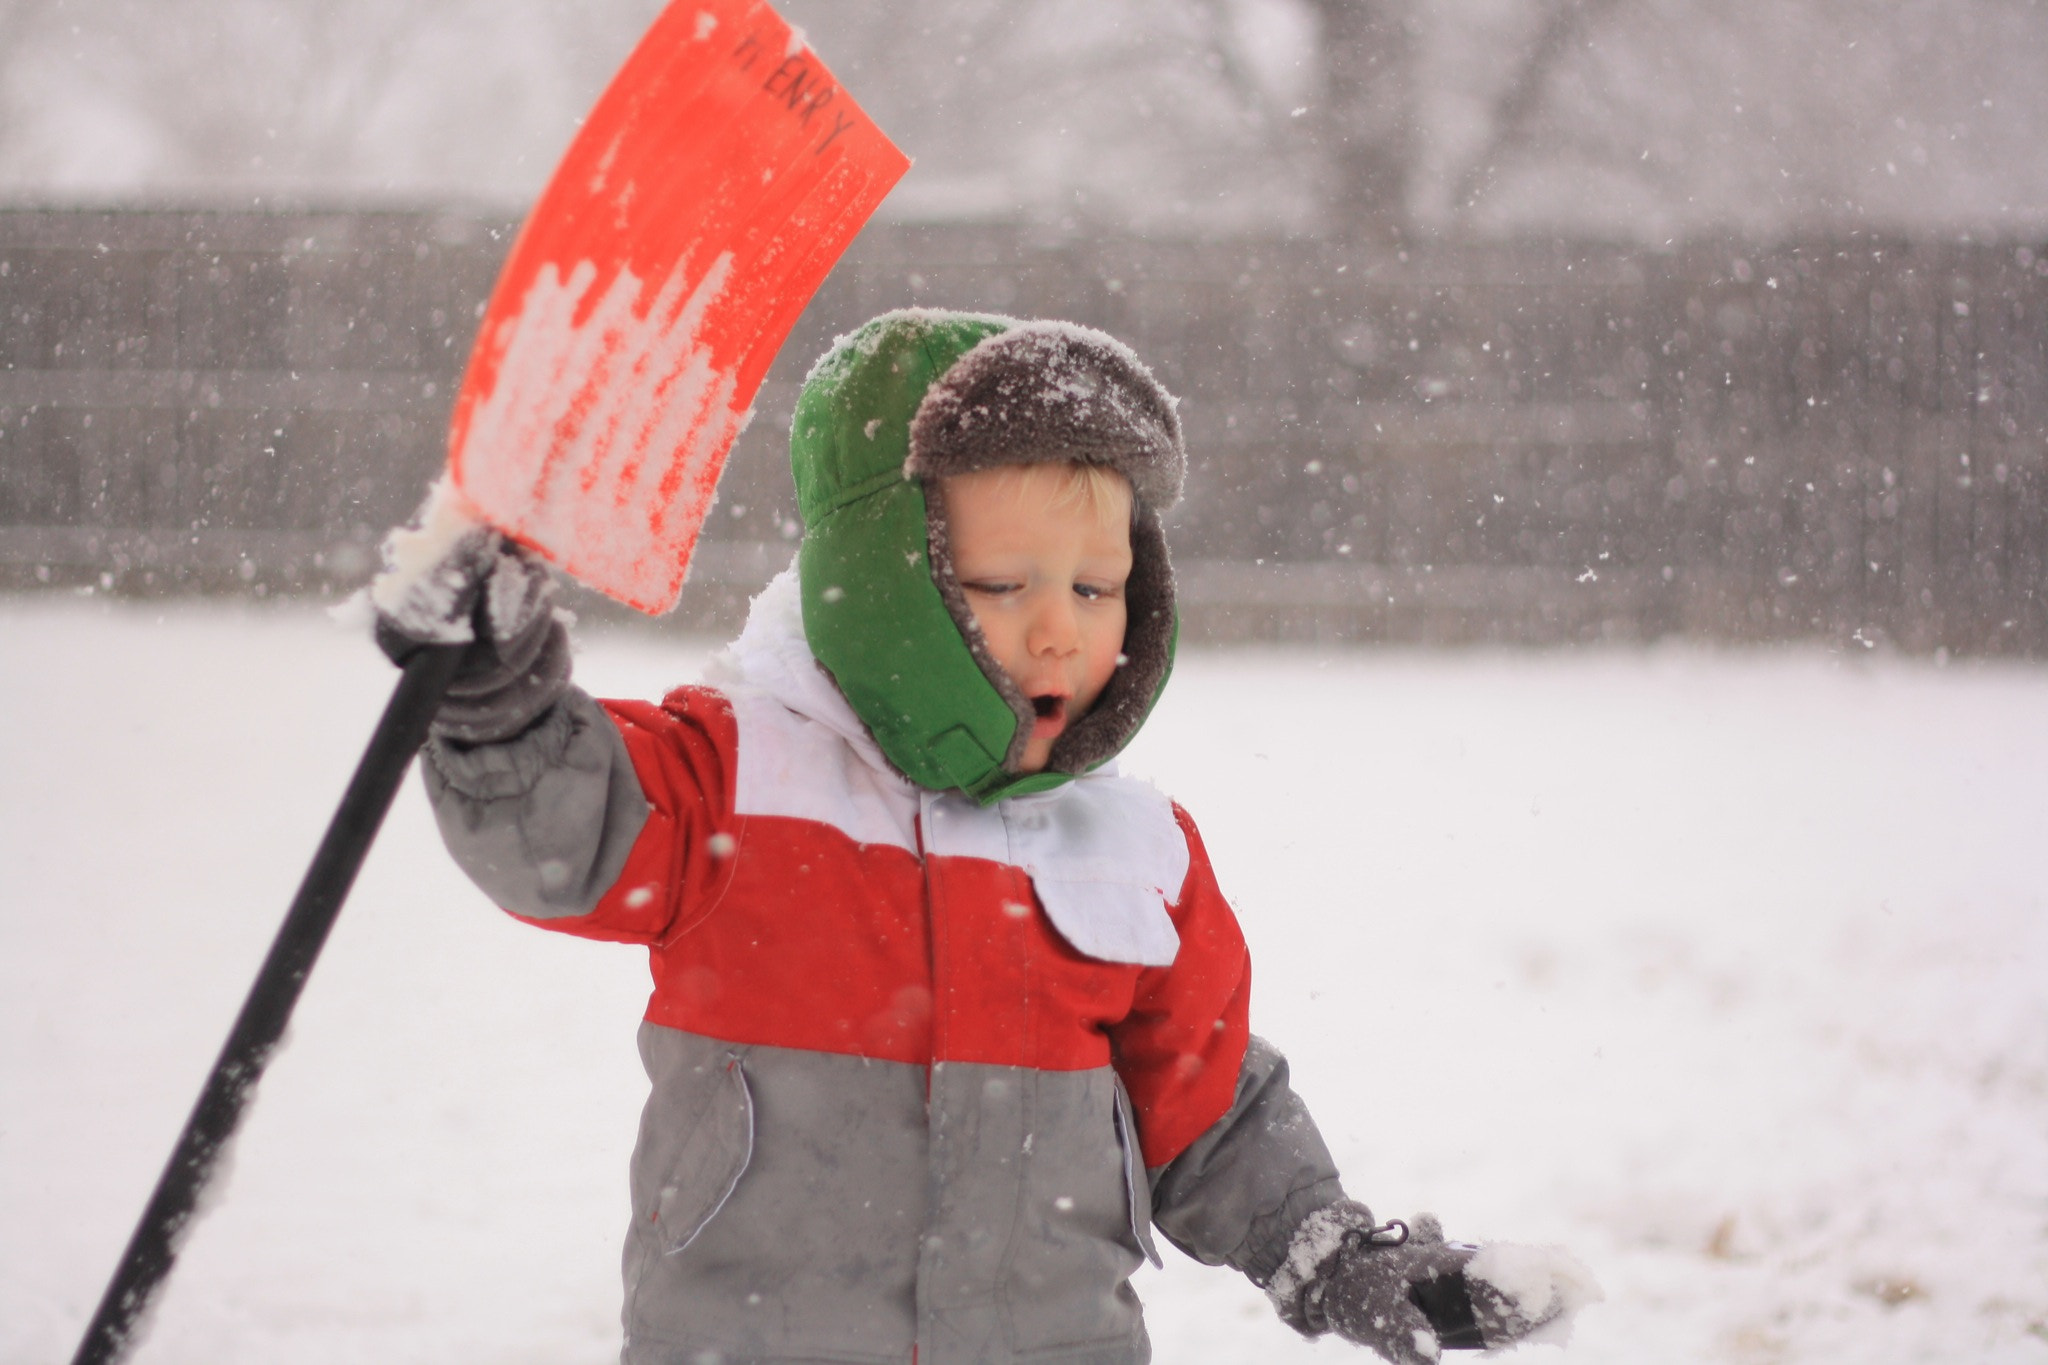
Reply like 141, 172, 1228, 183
1026, 596, 1080, 657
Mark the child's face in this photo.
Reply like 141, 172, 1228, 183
941, 464, 1134, 773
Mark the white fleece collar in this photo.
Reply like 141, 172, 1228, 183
704, 565, 899, 778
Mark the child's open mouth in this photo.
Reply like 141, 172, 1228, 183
1030, 693, 1068, 738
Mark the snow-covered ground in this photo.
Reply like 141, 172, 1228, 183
3, 595, 2044, 1365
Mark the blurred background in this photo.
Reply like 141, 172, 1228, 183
3, 0, 2045, 649
5, 7, 2047, 1365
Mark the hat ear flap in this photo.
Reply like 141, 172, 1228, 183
922, 473, 1035, 773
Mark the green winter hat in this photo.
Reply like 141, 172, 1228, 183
791, 308, 1184, 804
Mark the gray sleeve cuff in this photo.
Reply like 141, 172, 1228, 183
421, 686, 650, 919
1145, 1035, 1348, 1284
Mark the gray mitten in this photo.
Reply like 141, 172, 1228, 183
369, 482, 571, 744
1266, 1201, 1595, 1364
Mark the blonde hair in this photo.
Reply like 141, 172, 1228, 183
948, 461, 1134, 528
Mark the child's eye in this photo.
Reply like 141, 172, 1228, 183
1074, 581, 1124, 602
962, 579, 1019, 597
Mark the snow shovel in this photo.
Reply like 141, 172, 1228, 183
69, 5, 907, 1361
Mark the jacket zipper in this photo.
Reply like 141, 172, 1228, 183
915, 807, 936, 1103
913, 807, 935, 1365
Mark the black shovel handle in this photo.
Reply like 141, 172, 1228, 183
69, 642, 468, 1365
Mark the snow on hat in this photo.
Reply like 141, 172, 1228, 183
904, 320, 1185, 509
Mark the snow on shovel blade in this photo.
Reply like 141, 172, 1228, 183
448, 0, 908, 614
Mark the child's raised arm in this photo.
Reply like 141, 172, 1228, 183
369, 488, 655, 930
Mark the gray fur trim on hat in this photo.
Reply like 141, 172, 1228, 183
904, 321, 1185, 512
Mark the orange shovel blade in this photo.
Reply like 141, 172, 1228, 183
446, 0, 908, 613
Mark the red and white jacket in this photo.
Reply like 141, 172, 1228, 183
422, 571, 1345, 1365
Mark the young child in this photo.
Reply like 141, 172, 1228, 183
373, 311, 1595, 1365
